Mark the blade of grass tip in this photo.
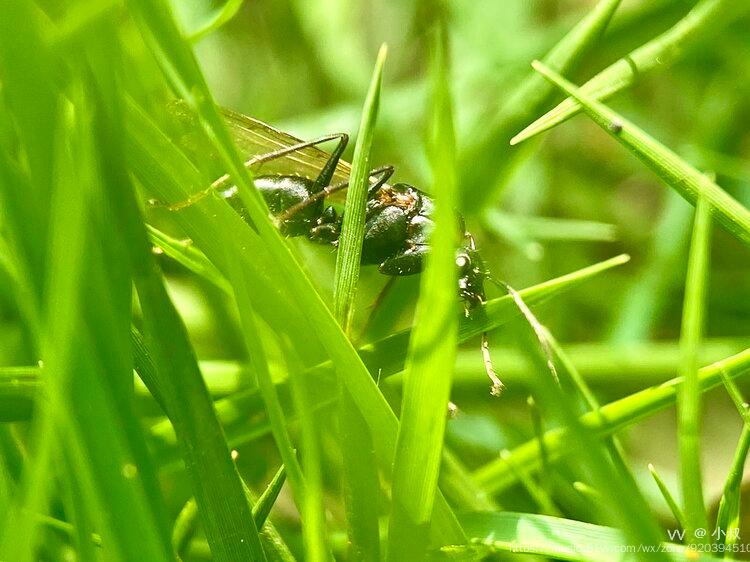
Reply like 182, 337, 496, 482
333, 43, 387, 331
715, 425, 750, 553
146, 225, 231, 294
127, 2, 460, 542
232, 462, 295, 562
387, 26, 462, 561
473, 348, 750, 496
530, 61, 750, 248
332, 44, 387, 562
235, 463, 295, 561
172, 498, 199, 561
460, 0, 623, 212
252, 465, 286, 528
572, 481, 603, 505
648, 463, 687, 530
188, 0, 245, 43
715, 375, 750, 552
512, 0, 750, 145
678, 196, 712, 546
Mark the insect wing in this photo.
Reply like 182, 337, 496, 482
220, 107, 352, 184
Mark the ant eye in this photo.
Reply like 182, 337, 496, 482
455, 254, 469, 269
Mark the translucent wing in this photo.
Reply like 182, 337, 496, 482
220, 107, 352, 184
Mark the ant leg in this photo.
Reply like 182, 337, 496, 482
277, 165, 394, 225
311, 133, 349, 194
150, 133, 349, 211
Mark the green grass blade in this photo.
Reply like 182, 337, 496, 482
512, 0, 749, 145
473, 347, 750, 495
460, 0, 622, 212
172, 498, 199, 560
715, 375, 750, 552
531, 61, 750, 248
129, 201, 266, 559
134, 254, 267, 562
648, 463, 687, 530
286, 341, 330, 561
223, 244, 306, 503
678, 196, 712, 545
333, 44, 387, 331
339, 394, 382, 561
542, 329, 637, 489
147, 225, 231, 294
387, 27, 461, 561
252, 465, 286, 527
715, 425, 750, 552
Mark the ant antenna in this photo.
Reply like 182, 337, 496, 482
489, 277, 559, 383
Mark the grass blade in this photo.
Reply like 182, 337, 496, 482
715, 425, 750, 553
286, 341, 330, 561
648, 463, 687, 530
333, 44, 387, 331
252, 465, 286, 527
715, 375, 750, 552
147, 225, 231, 294
531, 61, 750, 248
678, 196, 712, 545
512, 0, 749, 145
387, 27, 461, 560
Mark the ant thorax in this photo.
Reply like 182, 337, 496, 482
372, 185, 420, 214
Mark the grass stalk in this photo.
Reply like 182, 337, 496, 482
333, 44, 387, 332
387, 26, 462, 560
677, 197, 712, 545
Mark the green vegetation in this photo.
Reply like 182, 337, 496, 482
0, 1, 748, 561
